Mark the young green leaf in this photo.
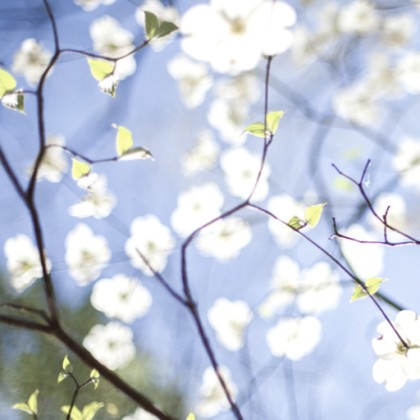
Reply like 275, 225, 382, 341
58, 371, 68, 383
266, 111, 284, 135
27, 389, 38, 415
113, 124, 134, 156
62, 405, 83, 420
90, 369, 100, 390
12, 402, 33, 415
87, 59, 114, 81
145, 11, 159, 39
186, 413, 196, 420
2, 90, 25, 113
242, 122, 267, 138
350, 277, 384, 302
71, 159, 91, 180
0, 68, 17, 98
62, 354, 73, 373
304, 203, 327, 228
288, 216, 305, 230
156, 21, 178, 38
82, 402, 104, 420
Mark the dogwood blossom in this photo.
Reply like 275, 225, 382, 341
12, 38, 52, 86
168, 55, 213, 108
122, 408, 158, 420
125, 215, 175, 275
196, 366, 238, 418
69, 174, 116, 219
83, 322, 135, 370
181, 0, 296, 74
90, 15, 135, 79
220, 147, 270, 201
380, 15, 415, 48
65, 224, 111, 285
74, 0, 116, 11
393, 137, 420, 188
372, 310, 420, 391
337, 0, 379, 34
4, 234, 51, 292
90, 274, 152, 323
407, 395, 420, 420
208, 298, 253, 351
266, 316, 322, 360
171, 183, 224, 237
196, 217, 252, 261
397, 53, 420, 94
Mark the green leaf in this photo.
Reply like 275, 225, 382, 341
186, 413, 196, 420
28, 389, 38, 415
288, 216, 305, 230
71, 159, 91, 180
0, 68, 17, 98
266, 111, 284, 135
58, 372, 68, 383
82, 402, 104, 420
144, 11, 159, 39
304, 203, 327, 228
351, 277, 384, 302
87, 59, 114, 81
156, 21, 178, 38
118, 146, 154, 161
12, 402, 32, 415
90, 369, 100, 390
2, 90, 25, 113
62, 354, 73, 373
62, 405, 83, 420
242, 122, 267, 138
113, 124, 134, 156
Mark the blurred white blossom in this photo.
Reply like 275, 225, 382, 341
125, 215, 175, 275
208, 298, 253, 351
380, 15, 415, 48
337, 0, 379, 34
372, 310, 420, 391
83, 322, 135, 370
196, 366, 237, 418
74, 0, 116, 11
266, 316, 322, 360
171, 183, 224, 237
122, 408, 158, 420
91, 274, 152, 323
181, 0, 296, 74
90, 15, 135, 79
12, 39, 51, 86
397, 53, 420, 94
393, 138, 420, 188
4, 234, 51, 292
65, 224, 111, 285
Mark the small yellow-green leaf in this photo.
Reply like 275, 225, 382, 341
243, 122, 267, 138
12, 402, 32, 415
304, 203, 327, 228
62, 354, 73, 373
288, 216, 305, 230
186, 413, 196, 420
334, 177, 354, 192
87, 59, 114, 81
119, 146, 154, 161
145, 11, 159, 39
82, 402, 104, 420
71, 159, 91, 180
58, 372, 68, 383
90, 369, 100, 390
266, 111, 284, 135
113, 124, 134, 156
28, 389, 38, 415
156, 21, 178, 38
0, 68, 17, 98
2, 90, 25, 113
350, 277, 384, 302
62, 405, 83, 420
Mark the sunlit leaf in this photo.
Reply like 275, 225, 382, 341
145, 11, 159, 39
242, 122, 267, 138
71, 159, 91, 180
156, 21, 178, 38
266, 111, 284, 135
0, 68, 17, 98
118, 146, 154, 161
288, 216, 305, 230
28, 389, 38, 415
90, 369, 100, 390
62, 405, 83, 420
334, 177, 354, 191
58, 371, 68, 383
350, 277, 384, 302
1, 90, 25, 113
62, 354, 73, 373
82, 402, 104, 420
12, 402, 32, 415
87, 59, 114, 81
304, 203, 327, 228
186, 413, 196, 420
112, 124, 134, 156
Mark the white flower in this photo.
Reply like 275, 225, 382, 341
266, 316, 322, 360
12, 39, 52, 86
65, 224, 111, 286
337, 0, 379, 34
196, 217, 252, 261
182, 130, 220, 176
69, 174, 116, 219
267, 194, 305, 248
83, 322, 135, 370
74, 0, 116, 11
181, 0, 296, 74
372, 310, 420, 391
221, 147, 270, 201
380, 15, 415, 48
407, 396, 420, 420
90, 16, 135, 79
208, 298, 253, 351
28, 135, 68, 183
98, 73, 120, 97
125, 215, 175, 276
122, 408, 158, 420
196, 366, 238, 418
393, 138, 420, 188
136, 0, 180, 51
339, 224, 384, 279
91, 274, 152, 323
215, 72, 260, 103
168, 55, 213, 109
171, 183, 224, 237
4, 234, 51, 292
397, 53, 420, 94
